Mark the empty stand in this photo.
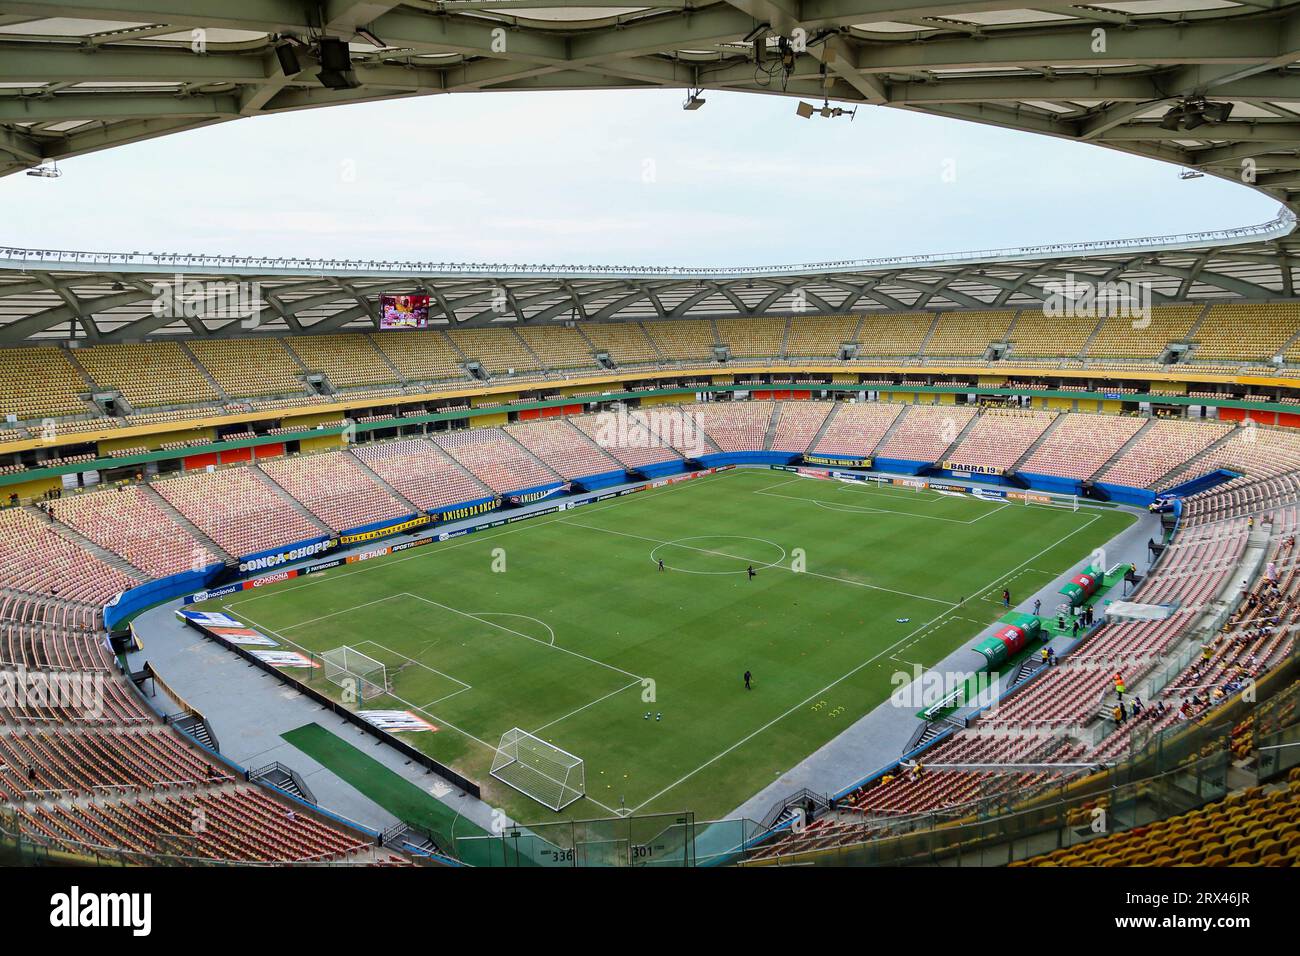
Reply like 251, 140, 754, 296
876, 404, 977, 462
811, 401, 903, 458
287, 333, 396, 388
352, 438, 490, 510
0, 346, 89, 421
54, 485, 221, 579
769, 401, 833, 453
434, 428, 558, 492
505, 419, 621, 478
1098, 418, 1232, 488
75, 341, 217, 409
153, 467, 322, 558
188, 337, 305, 399
260, 451, 411, 531
1018, 413, 1146, 479
924, 310, 1014, 357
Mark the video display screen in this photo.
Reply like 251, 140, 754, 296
379, 293, 430, 329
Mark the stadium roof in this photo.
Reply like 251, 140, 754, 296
0, 209, 1294, 341
2, 1, 1300, 208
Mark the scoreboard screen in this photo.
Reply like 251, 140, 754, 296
379, 293, 430, 329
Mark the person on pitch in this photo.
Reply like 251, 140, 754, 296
744, 670, 752, 690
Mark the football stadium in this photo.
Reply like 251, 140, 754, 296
0, 1, 1298, 910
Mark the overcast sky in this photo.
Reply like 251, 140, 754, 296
0, 89, 1278, 268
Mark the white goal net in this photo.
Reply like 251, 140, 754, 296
322, 645, 389, 701
490, 728, 585, 811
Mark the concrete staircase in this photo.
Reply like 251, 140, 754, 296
1154, 425, 1242, 490
1008, 413, 1067, 473
421, 436, 497, 497
868, 403, 911, 458
346, 446, 425, 514
249, 466, 333, 534
804, 401, 842, 454
762, 402, 781, 450
139, 483, 235, 563
1087, 417, 1158, 483
935, 410, 984, 463
499, 428, 566, 482
28, 504, 147, 581
563, 418, 624, 470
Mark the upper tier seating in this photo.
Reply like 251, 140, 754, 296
516, 325, 593, 372
1017, 412, 1146, 479
769, 400, 833, 452
0, 507, 139, 606
352, 439, 489, 510
924, 310, 1015, 357
505, 419, 620, 478
687, 401, 775, 452
287, 333, 395, 388
577, 322, 661, 366
1194, 302, 1300, 363
856, 313, 934, 357
1086, 305, 1203, 360
188, 337, 305, 399
54, 485, 221, 578
1007, 308, 1094, 359
785, 315, 861, 358
261, 451, 410, 531
0, 346, 89, 421
1098, 418, 1232, 488
153, 467, 321, 558
942, 408, 1056, 471
368, 330, 466, 383
642, 320, 717, 362
570, 411, 683, 468
811, 401, 904, 457
447, 328, 540, 375
433, 428, 557, 492
715, 318, 787, 358
876, 404, 977, 462
75, 341, 217, 409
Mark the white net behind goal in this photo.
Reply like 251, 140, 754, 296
322, 645, 389, 701
490, 728, 585, 811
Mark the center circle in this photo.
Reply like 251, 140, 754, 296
649, 535, 787, 575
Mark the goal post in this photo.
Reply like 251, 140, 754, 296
322, 645, 389, 701
491, 728, 585, 811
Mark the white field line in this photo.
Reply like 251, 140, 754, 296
626, 509, 1102, 813
754, 488, 976, 524
222, 468, 742, 611
398, 592, 644, 681
227, 601, 628, 817
556, 518, 956, 607
531, 678, 645, 735
356, 639, 473, 692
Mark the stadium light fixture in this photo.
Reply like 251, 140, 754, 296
25, 162, 60, 178
683, 89, 706, 110
315, 37, 361, 90
796, 100, 816, 119
1158, 98, 1234, 132
355, 26, 385, 48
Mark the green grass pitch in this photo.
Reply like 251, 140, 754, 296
199, 467, 1134, 823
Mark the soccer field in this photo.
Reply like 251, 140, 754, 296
202, 467, 1135, 823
